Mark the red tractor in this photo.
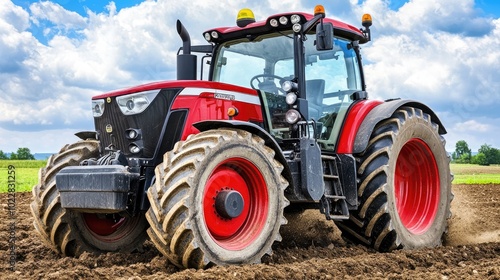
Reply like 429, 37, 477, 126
31, 5, 452, 269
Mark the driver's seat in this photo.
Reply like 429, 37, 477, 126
306, 79, 325, 120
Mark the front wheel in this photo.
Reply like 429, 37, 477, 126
335, 107, 452, 251
146, 128, 289, 268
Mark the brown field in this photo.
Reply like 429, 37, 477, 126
1, 184, 499, 279
451, 164, 500, 175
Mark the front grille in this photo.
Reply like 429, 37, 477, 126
94, 88, 181, 159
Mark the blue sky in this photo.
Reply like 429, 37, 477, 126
1, 0, 500, 153
12, 0, 144, 15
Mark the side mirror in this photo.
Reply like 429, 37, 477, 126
316, 22, 333, 51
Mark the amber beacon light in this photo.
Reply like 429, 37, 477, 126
237, 8, 256, 27
314, 5, 325, 16
361, 13, 372, 41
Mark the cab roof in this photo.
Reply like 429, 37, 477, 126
204, 12, 367, 44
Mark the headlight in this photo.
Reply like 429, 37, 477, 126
285, 109, 301, 124
204, 32, 211, 41
125, 128, 141, 140
270, 18, 279, 27
285, 93, 297, 105
92, 99, 105, 117
290, 14, 301, 24
129, 143, 142, 154
293, 23, 302, 33
116, 90, 159, 115
282, 80, 298, 92
279, 16, 288, 25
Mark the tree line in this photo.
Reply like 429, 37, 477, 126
0, 147, 35, 160
452, 140, 500, 165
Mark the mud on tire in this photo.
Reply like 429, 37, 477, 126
335, 107, 452, 251
146, 128, 289, 269
31, 140, 149, 256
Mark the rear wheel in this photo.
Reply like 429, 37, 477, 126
146, 128, 288, 268
30, 140, 148, 256
335, 107, 452, 251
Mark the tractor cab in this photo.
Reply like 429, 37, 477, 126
190, 6, 372, 150
211, 30, 363, 149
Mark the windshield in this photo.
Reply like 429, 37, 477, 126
212, 33, 362, 149
213, 34, 294, 87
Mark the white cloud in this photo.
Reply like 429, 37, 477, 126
0, 0, 30, 32
361, 1, 500, 114
0, 0, 37, 74
442, 116, 500, 152
29, 1, 87, 30
453, 120, 491, 132
357, 0, 493, 36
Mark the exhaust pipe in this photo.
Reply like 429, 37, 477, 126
176, 20, 196, 80
176, 20, 191, 55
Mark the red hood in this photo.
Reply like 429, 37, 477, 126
92, 80, 256, 100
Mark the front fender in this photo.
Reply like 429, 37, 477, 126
193, 120, 292, 184
75, 131, 98, 140
352, 99, 447, 154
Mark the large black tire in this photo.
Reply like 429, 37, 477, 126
146, 128, 289, 269
31, 140, 149, 256
335, 107, 452, 251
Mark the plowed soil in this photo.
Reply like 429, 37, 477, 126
1, 184, 499, 279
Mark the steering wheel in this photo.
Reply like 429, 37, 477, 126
250, 74, 286, 94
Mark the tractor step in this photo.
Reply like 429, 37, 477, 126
320, 195, 350, 221
320, 155, 350, 221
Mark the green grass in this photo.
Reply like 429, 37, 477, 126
0, 160, 46, 193
0, 160, 47, 168
450, 163, 500, 185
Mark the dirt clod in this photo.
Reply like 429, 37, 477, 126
1, 184, 499, 279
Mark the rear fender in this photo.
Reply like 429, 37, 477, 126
352, 99, 447, 154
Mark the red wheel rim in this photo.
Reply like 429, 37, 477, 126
395, 138, 440, 235
83, 213, 126, 239
203, 158, 268, 250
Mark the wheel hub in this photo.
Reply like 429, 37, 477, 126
203, 158, 269, 249
215, 190, 245, 219
83, 213, 126, 236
